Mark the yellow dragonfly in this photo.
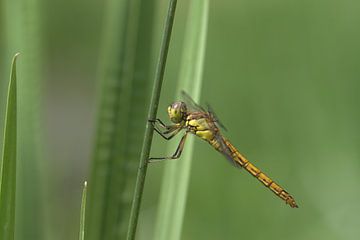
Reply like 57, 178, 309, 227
149, 91, 298, 208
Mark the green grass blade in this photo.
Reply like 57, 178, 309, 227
106, 1, 157, 238
153, 1, 209, 240
2, 0, 45, 239
79, 181, 87, 240
86, 1, 156, 240
0, 53, 19, 240
86, 0, 137, 238
126, 0, 178, 240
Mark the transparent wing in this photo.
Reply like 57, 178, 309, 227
181, 90, 227, 131
214, 133, 241, 168
206, 103, 228, 132
180, 90, 206, 112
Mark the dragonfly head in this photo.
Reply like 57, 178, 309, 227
168, 101, 187, 123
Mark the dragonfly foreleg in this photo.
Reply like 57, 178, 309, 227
149, 119, 181, 139
149, 133, 188, 163
153, 126, 182, 140
148, 118, 172, 131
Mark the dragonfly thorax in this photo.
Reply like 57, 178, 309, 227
167, 101, 187, 123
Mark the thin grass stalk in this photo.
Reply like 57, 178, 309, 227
79, 181, 88, 240
87, 0, 156, 239
0, 53, 19, 240
153, 1, 209, 240
126, 0, 178, 239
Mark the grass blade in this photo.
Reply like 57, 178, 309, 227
153, 1, 209, 240
86, 1, 129, 237
0, 53, 19, 240
87, 1, 156, 240
86, 0, 132, 237
79, 181, 87, 240
2, 0, 45, 239
126, 0, 178, 239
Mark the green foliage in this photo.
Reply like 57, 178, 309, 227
2, 0, 44, 239
86, 0, 156, 240
0, 53, 19, 240
126, 0, 179, 239
79, 181, 87, 240
153, 1, 208, 240
1, 1, 360, 240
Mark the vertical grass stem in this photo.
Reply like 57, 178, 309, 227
126, 0, 178, 239
153, 1, 209, 240
79, 181, 87, 240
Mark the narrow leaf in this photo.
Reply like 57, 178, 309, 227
86, 0, 156, 240
0, 53, 19, 240
79, 181, 87, 240
126, 0, 179, 240
153, 1, 209, 240
3, 0, 45, 238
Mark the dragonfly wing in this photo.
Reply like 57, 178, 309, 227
214, 134, 241, 168
180, 90, 206, 112
181, 90, 227, 131
206, 103, 228, 132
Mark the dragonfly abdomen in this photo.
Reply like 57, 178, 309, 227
222, 138, 298, 208
244, 161, 298, 208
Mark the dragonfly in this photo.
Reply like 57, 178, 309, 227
149, 91, 298, 208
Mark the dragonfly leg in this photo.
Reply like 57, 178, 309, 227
149, 119, 181, 140
149, 133, 188, 163
153, 126, 182, 140
148, 118, 172, 130
151, 118, 168, 128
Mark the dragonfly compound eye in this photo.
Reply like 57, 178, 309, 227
168, 101, 186, 123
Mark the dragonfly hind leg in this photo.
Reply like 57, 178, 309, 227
149, 133, 188, 163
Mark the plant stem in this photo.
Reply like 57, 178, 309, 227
126, 0, 178, 239
79, 181, 87, 240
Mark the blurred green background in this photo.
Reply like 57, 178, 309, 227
1, 0, 360, 239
